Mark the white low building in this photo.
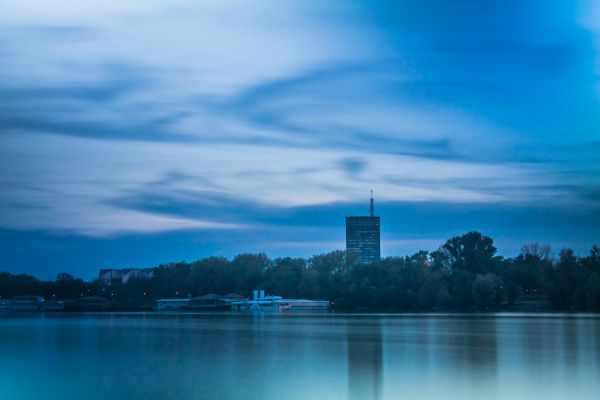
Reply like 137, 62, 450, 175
0, 296, 44, 311
156, 298, 191, 310
99, 268, 154, 286
231, 290, 329, 311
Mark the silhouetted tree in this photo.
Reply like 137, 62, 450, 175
472, 274, 501, 310
548, 248, 579, 310
2, 236, 599, 312
438, 231, 499, 274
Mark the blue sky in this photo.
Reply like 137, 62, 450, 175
1, 0, 599, 279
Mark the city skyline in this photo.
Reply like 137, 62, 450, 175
1, 0, 599, 278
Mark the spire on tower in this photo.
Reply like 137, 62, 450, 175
370, 189, 374, 217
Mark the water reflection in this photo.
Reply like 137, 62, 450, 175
438, 317, 498, 377
347, 318, 383, 400
1, 313, 599, 400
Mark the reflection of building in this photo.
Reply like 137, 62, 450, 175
347, 319, 383, 400
346, 192, 380, 263
99, 268, 154, 286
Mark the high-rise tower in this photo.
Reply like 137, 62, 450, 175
346, 191, 381, 263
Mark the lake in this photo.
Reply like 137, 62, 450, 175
1, 313, 599, 400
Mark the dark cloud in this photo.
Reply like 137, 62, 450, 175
0, 0, 599, 277
105, 171, 600, 233
0, 60, 475, 161
30, 25, 96, 37
338, 157, 367, 177
0, 63, 183, 141
2, 197, 599, 279
205, 63, 487, 161
1, 83, 136, 103
107, 190, 269, 225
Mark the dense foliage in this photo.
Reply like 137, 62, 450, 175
2, 231, 600, 311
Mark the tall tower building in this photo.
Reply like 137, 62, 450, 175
346, 191, 381, 263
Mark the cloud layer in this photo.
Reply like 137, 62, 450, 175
0, 0, 599, 277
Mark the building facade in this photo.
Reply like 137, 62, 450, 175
345, 192, 380, 263
99, 268, 154, 286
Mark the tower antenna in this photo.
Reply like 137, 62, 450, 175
370, 189, 374, 217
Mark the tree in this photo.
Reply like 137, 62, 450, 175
231, 253, 269, 293
547, 248, 579, 310
448, 270, 475, 308
472, 274, 501, 310
417, 271, 449, 310
505, 282, 523, 306
56, 272, 75, 281
307, 251, 349, 300
265, 257, 306, 298
520, 243, 552, 263
584, 272, 600, 311
188, 256, 232, 296
1, 236, 597, 313
438, 231, 498, 274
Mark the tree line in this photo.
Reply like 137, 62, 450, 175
1, 231, 599, 311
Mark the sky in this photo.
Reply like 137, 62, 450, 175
1, 0, 599, 279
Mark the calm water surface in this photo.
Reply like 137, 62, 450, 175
1, 313, 599, 400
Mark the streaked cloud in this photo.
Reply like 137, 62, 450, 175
0, 0, 598, 275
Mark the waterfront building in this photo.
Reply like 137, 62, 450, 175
346, 191, 381, 263
156, 291, 329, 312
222, 293, 245, 303
272, 299, 331, 310
190, 294, 231, 310
43, 300, 66, 311
99, 268, 154, 286
0, 299, 12, 310
230, 290, 329, 311
76, 296, 110, 311
0, 295, 44, 311
156, 298, 191, 310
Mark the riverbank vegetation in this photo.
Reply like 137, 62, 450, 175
1, 232, 599, 312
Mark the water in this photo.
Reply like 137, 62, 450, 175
1, 313, 599, 400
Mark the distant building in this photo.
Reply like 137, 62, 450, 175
99, 268, 154, 286
229, 290, 329, 311
0, 295, 44, 311
346, 191, 380, 263
156, 298, 191, 310
222, 293, 245, 302
75, 296, 110, 311
43, 300, 66, 311
56, 272, 74, 281
190, 294, 231, 310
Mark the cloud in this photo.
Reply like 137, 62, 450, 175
338, 158, 367, 177
0, 0, 599, 275
0, 118, 592, 238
